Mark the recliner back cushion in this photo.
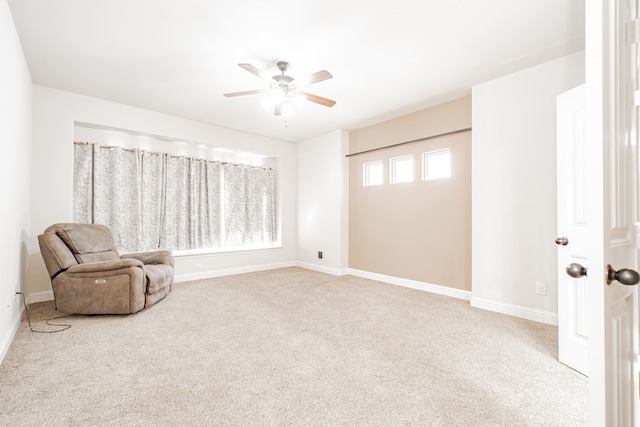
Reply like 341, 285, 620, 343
43, 223, 120, 265
57, 223, 120, 263
41, 223, 120, 278
38, 232, 77, 278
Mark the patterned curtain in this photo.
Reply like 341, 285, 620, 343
247, 166, 275, 244
161, 157, 221, 250
141, 151, 165, 250
73, 143, 94, 224
223, 163, 275, 247
74, 144, 143, 252
73, 142, 272, 253
162, 156, 190, 250
94, 145, 143, 251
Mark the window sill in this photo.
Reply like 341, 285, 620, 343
171, 245, 283, 258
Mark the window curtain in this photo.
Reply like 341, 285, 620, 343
73, 143, 94, 224
223, 163, 275, 247
141, 151, 166, 250
162, 157, 221, 250
74, 144, 144, 251
73, 142, 274, 252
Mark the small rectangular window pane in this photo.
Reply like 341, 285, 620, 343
423, 149, 451, 180
363, 160, 383, 186
390, 155, 413, 184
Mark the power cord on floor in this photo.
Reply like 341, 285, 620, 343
15, 292, 72, 333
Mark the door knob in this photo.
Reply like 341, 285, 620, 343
606, 264, 640, 286
555, 237, 569, 246
566, 263, 587, 278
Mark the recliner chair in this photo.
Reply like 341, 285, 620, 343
38, 223, 174, 314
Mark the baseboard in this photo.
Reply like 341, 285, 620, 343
470, 296, 558, 326
0, 303, 25, 366
347, 268, 472, 301
27, 290, 54, 304
174, 261, 296, 283
295, 261, 349, 276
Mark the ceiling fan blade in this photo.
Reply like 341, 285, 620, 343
223, 89, 268, 97
238, 63, 273, 82
294, 70, 333, 87
301, 92, 336, 107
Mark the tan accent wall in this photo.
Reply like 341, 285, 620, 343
348, 96, 471, 291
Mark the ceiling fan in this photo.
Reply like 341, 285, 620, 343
223, 61, 336, 116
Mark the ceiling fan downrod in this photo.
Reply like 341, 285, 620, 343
273, 61, 294, 84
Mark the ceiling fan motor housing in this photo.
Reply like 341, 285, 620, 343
276, 61, 289, 72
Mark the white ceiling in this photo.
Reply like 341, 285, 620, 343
8, 0, 585, 143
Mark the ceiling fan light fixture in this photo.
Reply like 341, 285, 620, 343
281, 101, 295, 116
292, 93, 307, 109
270, 86, 286, 104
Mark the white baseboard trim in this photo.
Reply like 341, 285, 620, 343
174, 261, 296, 283
27, 290, 54, 304
470, 296, 558, 326
0, 304, 24, 366
295, 261, 349, 276
347, 268, 472, 301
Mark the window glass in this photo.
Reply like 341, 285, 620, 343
363, 160, 383, 186
390, 155, 414, 184
423, 149, 451, 180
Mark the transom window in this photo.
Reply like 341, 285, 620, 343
422, 149, 451, 180
363, 160, 383, 186
390, 155, 414, 184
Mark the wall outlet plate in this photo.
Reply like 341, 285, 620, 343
535, 282, 547, 296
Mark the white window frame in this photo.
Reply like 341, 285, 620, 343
422, 148, 451, 181
390, 155, 414, 184
363, 160, 384, 186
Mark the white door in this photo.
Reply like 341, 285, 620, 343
557, 84, 589, 376
585, 0, 640, 425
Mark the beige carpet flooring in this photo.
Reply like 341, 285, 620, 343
0, 267, 587, 426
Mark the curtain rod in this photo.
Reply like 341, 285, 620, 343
345, 127, 472, 158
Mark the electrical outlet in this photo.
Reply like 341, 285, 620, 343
536, 282, 547, 296
194, 263, 203, 270
318, 251, 323, 259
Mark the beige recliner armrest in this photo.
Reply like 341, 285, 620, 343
120, 250, 174, 267
66, 259, 144, 275
54, 259, 147, 314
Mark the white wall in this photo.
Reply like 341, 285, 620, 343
297, 130, 349, 275
0, 0, 33, 362
471, 51, 585, 323
28, 85, 298, 299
